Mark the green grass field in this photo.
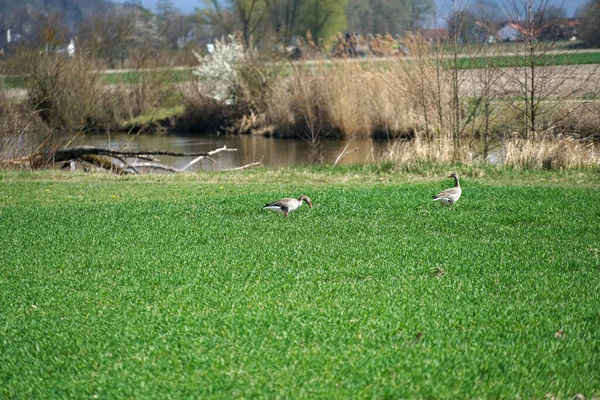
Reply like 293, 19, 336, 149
452, 51, 600, 69
99, 69, 196, 85
1, 168, 599, 398
0, 69, 196, 90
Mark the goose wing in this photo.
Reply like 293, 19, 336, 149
433, 187, 461, 200
264, 198, 294, 211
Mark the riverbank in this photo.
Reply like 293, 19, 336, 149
2, 164, 599, 187
2, 43, 600, 175
3, 52, 600, 139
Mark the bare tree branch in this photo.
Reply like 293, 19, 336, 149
333, 140, 360, 166
223, 161, 263, 171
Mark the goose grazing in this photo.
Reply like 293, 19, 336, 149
264, 195, 312, 217
432, 173, 462, 207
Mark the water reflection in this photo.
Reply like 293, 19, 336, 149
1, 131, 519, 170
72, 133, 392, 171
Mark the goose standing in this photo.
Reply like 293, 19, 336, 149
264, 195, 312, 217
432, 173, 461, 207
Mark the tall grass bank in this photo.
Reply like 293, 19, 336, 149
184, 34, 600, 167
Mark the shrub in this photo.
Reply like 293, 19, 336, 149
19, 51, 108, 131
0, 93, 49, 161
193, 34, 245, 105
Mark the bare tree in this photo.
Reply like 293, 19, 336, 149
263, 0, 305, 45
471, 0, 504, 160
157, 0, 189, 50
197, 0, 239, 42
400, 32, 433, 144
429, 5, 448, 141
500, 0, 582, 139
79, 8, 136, 68
444, 0, 480, 160
234, 0, 265, 48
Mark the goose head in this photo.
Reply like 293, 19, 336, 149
298, 195, 313, 208
448, 173, 460, 186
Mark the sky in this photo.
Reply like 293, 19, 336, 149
123, 0, 199, 13
118, 0, 587, 17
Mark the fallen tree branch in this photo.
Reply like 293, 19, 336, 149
129, 162, 182, 173
4, 145, 238, 174
79, 154, 128, 175
182, 154, 209, 171
222, 161, 263, 171
51, 145, 237, 159
333, 140, 360, 166
111, 155, 140, 175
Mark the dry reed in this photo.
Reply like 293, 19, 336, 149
256, 32, 461, 141
0, 93, 50, 160
503, 136, 599, 169
381, 136, 474, 165
263, 59, 444, 138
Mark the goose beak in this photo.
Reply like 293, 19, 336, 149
308, 201, 313, 208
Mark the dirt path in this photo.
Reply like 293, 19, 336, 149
461, 64, 600, 98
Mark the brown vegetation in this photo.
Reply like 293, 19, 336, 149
263, 61, 422, 139
380, 136, 473, 165
504, 136, 598, 169
0, 92, 50, 161
198, 29, 597, 168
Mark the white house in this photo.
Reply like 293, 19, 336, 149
67, 38, 75, 57
497, 23, 521, 42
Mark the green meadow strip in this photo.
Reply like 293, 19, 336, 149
451, 51, 600, 69
0, 75, 30, 89
1, 169, 599, 398
0, 69, 196, 89
3, 51, 600, 90
98, 69, 196, 85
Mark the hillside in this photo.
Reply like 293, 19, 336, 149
0, 0, 114, 35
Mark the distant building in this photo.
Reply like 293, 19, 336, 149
420, 28, 449, 42
558, 18, 580, 40
497, 23, 521, 42
53, 38, 76, 57
497, 18, 580, 42
473, 21, 498, 43
176, 29, 216, 51
0, 29, 23, 56
67, 38, 75, 57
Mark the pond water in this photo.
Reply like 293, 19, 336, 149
65, 133, 386, 170
57, 132, 503, 171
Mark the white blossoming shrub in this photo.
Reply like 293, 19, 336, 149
194, 34, 245, 104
